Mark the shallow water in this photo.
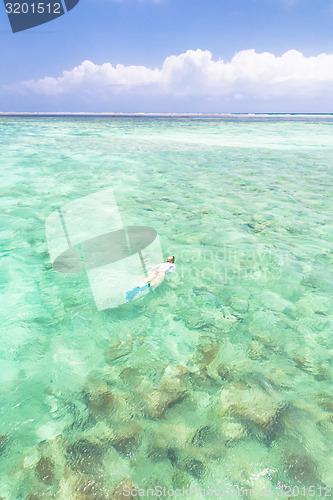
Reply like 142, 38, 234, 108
0, 116, 333, 499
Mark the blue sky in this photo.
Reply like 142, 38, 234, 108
1, 0, 333, 112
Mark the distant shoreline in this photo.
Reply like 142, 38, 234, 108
1, 112, 333, 117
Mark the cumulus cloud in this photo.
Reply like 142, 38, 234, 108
4, 49, 333, 103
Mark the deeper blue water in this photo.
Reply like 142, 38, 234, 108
0, 116, 333, 499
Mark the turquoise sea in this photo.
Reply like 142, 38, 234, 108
0, 116, 333, 499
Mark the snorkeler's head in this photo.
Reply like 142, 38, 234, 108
167, 255, 175, 264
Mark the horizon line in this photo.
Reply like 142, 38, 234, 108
1, 112, 333, 118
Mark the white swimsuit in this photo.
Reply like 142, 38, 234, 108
154, 262, 176, 274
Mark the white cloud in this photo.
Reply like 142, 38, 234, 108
4, 49, 333, 103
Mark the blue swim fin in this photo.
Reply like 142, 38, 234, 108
126, 284, 149, 302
